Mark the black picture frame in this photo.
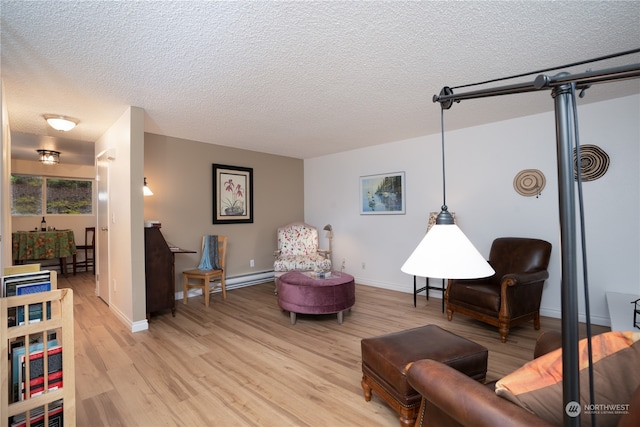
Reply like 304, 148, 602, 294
212, 164, 253, 224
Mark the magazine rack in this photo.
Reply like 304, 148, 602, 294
1, 274, 76, 427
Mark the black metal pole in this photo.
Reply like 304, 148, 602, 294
552, 81, 581, 427
431, 61, 640, 426
432, 63, 640, 107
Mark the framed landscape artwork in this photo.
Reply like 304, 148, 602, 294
213, 164, 253, 224
360, 172, 406, 215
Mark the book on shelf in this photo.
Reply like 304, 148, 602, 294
2, 270, 53, 327
17, 281, 52, 326
2, 270, 51, 297
26, 371, 63, 398
9, 399, 64, 427
11, 337, 58, 403
19, 346, 63, 401
16, 281, 52, 295
2, 276, 72, 427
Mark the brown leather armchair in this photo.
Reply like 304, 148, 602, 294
445, 237, 552, 342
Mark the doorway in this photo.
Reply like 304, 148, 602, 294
96, 151, 111, 304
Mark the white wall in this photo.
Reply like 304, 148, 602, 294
305, 95, 640, 327
1, 81, 11, 269
94, 106, 147, 332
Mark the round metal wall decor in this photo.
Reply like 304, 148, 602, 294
574, 144, 610, 181
513, 169, 546, 197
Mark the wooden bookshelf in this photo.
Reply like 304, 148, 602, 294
1, 270, 75, 427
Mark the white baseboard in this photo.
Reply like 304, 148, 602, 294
539, 307, 611, 327
111, 271, 273, 333
356, 277, 612, 327
131, 319, 150, 333
110, 303, 149, 332
177, 270, 274, 300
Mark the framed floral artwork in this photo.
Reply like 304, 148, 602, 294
213, 164, 253, 224
360, 172, 406, 215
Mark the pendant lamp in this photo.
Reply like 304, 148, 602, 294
401, 89, 494, 279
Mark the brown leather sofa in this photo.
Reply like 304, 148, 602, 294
407, 359, 553, 427
445, 237, 552, 342
406, 331, 640, 427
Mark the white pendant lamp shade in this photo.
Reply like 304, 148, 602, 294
402, 101, 493, 280
401, 223, 495, 279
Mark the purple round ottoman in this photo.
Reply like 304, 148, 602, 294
277, 271, 355, 324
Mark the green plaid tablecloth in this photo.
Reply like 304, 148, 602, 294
12, 230, 77, 261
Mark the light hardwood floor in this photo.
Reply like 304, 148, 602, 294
60, 272, 608, 427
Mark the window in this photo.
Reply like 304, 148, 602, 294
11, 175, 93, 215
46, 178, 93, 214
10, 175, 42, 215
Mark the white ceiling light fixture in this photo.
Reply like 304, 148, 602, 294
44, 114, 78, 131
36, 149, 60, 165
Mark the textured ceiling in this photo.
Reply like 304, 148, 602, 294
2, 1, 639, 165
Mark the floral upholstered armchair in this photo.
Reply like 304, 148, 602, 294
273, 222, 332, 289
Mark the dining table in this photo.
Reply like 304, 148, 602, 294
11, 230, 77, 276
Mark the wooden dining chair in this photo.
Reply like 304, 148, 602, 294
74, 227, 96, 274
182, 235, 227, 307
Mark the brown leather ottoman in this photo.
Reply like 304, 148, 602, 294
361, 325, 488, 427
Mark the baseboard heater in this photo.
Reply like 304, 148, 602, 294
177, 270, 275, 300
225, 270, 275, 290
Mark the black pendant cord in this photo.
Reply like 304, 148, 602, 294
450, 48, 640, 90
440, 106, 447, 212
435, 88, 455, 226
571, 82, 596, 427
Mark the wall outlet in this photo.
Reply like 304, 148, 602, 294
250, 259, 255, 268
